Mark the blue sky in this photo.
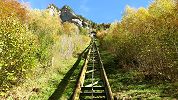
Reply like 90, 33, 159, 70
20, 0, 152, 23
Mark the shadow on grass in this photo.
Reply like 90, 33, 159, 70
48, 44, 91, 100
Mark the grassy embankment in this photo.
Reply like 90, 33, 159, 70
0, 0, 90, 99
98, 0, 178, 99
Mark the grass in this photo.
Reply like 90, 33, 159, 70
60, 60, 84, 99
100, 51, 178, 100
5, 58, 76, 100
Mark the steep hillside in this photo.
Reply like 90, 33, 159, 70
0, 1, 90, 99
47, 4, 93, 28
98, 0, 178, 99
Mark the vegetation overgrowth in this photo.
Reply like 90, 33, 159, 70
1, 0, 178, 99
0, 0, 90, 99
98, 0, 178, 98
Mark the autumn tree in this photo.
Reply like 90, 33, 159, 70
101, 0, 178, 81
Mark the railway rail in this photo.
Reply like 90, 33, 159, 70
71, 37, 113, 100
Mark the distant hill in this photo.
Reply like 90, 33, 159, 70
47, 4, 92, 28
47, 4, 110, 30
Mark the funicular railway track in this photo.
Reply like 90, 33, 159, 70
71, 37, 113, 100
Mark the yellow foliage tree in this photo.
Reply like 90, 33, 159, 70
101, 0, 178, 81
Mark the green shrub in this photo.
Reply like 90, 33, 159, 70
0, 16, 38, 92
28, 9, 62, 65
